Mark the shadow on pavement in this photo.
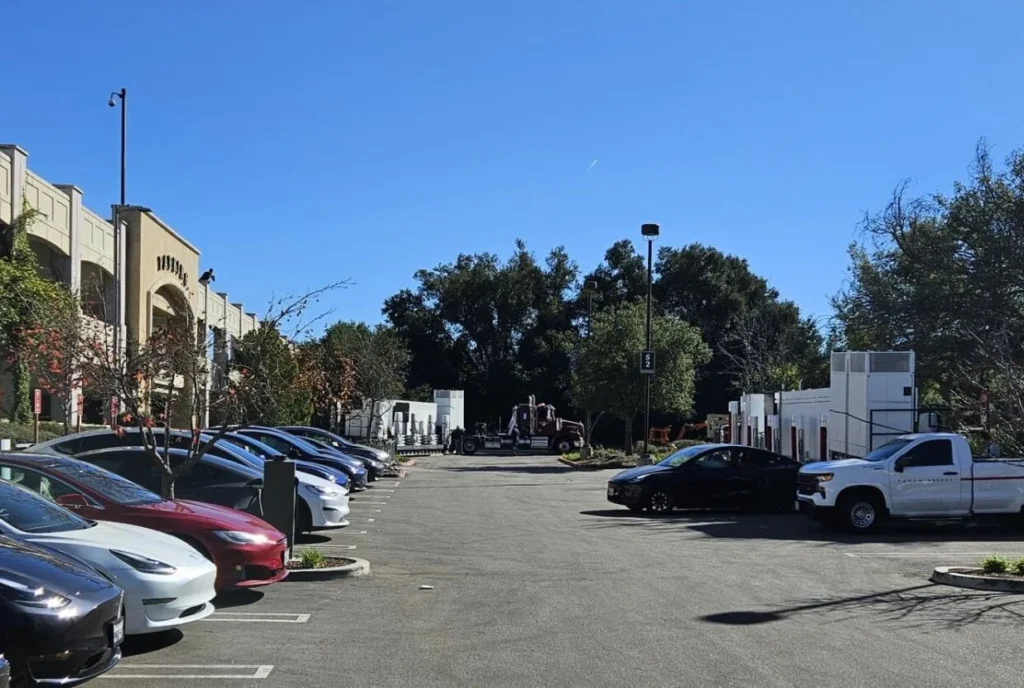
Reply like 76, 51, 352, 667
579, 509, 1020, 545
122, 629, 183, 657
699, 583, 1024, 630
449, 465, 575, 475
213, 589, 265, 609
296, 533, 332, 544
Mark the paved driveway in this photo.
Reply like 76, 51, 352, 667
100, 453, 1024, 687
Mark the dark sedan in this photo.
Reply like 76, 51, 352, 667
232, 428, 368, 490
279, 426, 391, 480
0, 537, 124, 685
606, 444, 800, 514
73, 447, 265, 516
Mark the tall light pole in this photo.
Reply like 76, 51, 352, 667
198, 269, 216, 428
640, 223, 660, 460
583, 279, 598, 449
108, 89, 127, 366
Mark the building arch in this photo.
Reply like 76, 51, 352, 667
27, 234, 71, 284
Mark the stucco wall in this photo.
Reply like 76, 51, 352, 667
0, 150, 11, 224
24, 171, 71, 255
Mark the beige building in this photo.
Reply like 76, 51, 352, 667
0, 144, 258, 426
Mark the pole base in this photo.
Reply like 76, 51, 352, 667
636, 453, 654, 466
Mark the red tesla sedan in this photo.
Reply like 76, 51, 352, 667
0, 452, 288, 591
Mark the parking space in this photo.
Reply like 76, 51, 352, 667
96, 476, 408, 687
91, 454, 1024, 687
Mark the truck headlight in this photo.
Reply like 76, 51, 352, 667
815, 473, 834, 482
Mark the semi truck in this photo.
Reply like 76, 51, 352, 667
797, 432, 1024, 533
460, 396, 583, 455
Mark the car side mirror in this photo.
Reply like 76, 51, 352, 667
893, 456, 908, 473
55, 493, 90, 508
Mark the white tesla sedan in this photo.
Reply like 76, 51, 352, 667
0, 478, 217, 635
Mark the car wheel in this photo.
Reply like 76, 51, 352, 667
173, 534, 214, 561
462, 438, 478, 455
648, 489, 674, 514
297, 501, 313, 535
838, 491, 884, 534
554, 438, 573, 454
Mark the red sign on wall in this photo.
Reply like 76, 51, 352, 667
76, 394, 85, 415
109, 396, 120, 428
33, 389, 42, 416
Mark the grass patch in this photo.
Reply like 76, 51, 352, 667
561, 441, 709, 469
298, 547, 327, 569
980, 555, 1012, 575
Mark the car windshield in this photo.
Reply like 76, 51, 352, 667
861, 439, 914, 462
657, 445, 716, 467
225, 435, 283, 460
48, 460, 164, 506
0, 480, 93, 533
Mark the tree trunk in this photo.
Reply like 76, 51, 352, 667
161, 471, 176, 499
623, 415, 632, 454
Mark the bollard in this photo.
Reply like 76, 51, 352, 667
0, 439, 10, 452
263, 459, 297, 553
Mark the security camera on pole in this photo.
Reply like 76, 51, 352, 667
638, 223, 659, 466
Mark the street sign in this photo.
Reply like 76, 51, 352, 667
640, 350, 655, 375
109, 396, 120, 429
33, 389, 42, 416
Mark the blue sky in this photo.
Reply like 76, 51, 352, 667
5, 0, 1023, 329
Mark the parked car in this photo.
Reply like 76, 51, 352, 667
216, 432, 350, 485
0, 478, 216, 636
72, 447, 349, 533
798, 432, 1024, 533
606, 444, 800, 513
0, 453, 288, 591
31, 427, 350, 489
0, 536, 124, 685
231, 427, 369, 490
279, 426, 391, 479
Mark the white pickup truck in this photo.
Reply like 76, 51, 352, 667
797, 432, 1024, 532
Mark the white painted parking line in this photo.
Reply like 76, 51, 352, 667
204, 612, 311, 623
356, 501, 391, 505
845, 551, 1015, 558
103, 664, 274, 679
359, 530, 368, 534
316, 544, 357, 550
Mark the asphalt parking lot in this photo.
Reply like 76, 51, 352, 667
98, 454, 1024, 688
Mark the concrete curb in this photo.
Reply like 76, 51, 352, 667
286, 557, 370, 582
557, 457, 590, 470
930, 566, 1024, 593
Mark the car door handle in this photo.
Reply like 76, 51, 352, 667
943, 471, 958, 476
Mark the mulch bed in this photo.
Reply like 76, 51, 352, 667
286, 556, 356, 571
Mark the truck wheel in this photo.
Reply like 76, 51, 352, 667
462, 438, 478, 455
838, 490, 884, 534
554, 437, 573, 454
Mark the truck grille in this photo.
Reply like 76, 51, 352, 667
797, 475, 819, 496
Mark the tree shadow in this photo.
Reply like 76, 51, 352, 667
580, 509, 1019, 545
213, 589, 265, 608
699, 583, 1024, 630
449, 465, 576, 475
121, 629, 183, 657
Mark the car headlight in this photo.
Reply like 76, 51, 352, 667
814, 473, 834, 482
305, 484, 342, 497
213, 530, 271, 545
0, 576, 71, 609
110, 549, 177, 575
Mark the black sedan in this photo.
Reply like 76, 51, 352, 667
606, 444, 800, 513
231, 428, 369, 490
74, 447, 265, 516
0, 536, 124, 685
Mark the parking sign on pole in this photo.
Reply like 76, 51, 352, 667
640, 350, 655, 375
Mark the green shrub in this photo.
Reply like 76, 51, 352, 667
298, 547, 326, 569
1013, 558, 1024, 576
0, 421, 62, 444
980, 555, 1011, 574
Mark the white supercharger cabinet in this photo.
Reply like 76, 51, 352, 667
828, 351, 916, 458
